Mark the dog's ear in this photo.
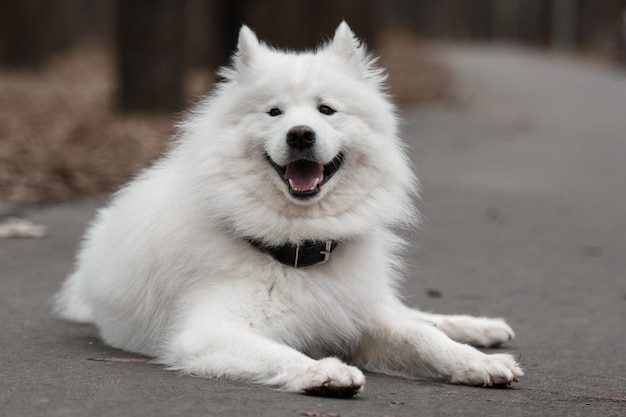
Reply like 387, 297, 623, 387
234, 25, 260, 70
329, 21, 386, 86
330, 22, 365, 63
220, 25, 262, 80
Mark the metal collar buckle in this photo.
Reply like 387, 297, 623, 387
319, 240, 333, 265
293, 240, 333, 268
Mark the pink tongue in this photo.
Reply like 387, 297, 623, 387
285, 160, 324, 190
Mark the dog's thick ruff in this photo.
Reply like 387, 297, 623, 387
54, 22, 523, 397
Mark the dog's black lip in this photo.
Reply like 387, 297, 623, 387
265, 152, 344, 199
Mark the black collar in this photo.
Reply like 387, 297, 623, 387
247, 238, 339, 268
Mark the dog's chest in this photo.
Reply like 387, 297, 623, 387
244, 272, 366, 355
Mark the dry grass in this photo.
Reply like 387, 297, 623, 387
377, 30, 452, 106
0, 43, 173, 204
0, 32, 451, 205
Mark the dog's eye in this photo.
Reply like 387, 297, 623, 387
268, 108, 282, 117
318, 105, 336, 116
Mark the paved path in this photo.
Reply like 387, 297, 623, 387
2, 45, 625, 416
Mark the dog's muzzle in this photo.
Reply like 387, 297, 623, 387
265, 153, 344, 199
265, 126, 343, 199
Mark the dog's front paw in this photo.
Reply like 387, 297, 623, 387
437, 316, 515, 347
299, 358, 364, 398
449, 352, 523, 387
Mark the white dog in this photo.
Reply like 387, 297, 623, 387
55, 22, 522, 397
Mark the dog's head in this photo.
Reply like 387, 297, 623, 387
179, 23, 417, 242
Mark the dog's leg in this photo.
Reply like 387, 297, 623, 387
353, 310, 523, 386
161, 323, 364, 397
407, 310, 516, 347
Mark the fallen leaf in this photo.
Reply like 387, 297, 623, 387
426, 288, 442, 298
597, 396, 626, 402
485, 207, 505, 223
0, 217, 47, 238
580, 246, 602, 257
88, 357, 149, 363
295, 410, 340, 417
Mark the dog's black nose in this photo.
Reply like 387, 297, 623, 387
286, 125, 316, 150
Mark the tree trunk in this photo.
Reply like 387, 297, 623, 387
0, 0, 79, 68
116, 0, 186, 113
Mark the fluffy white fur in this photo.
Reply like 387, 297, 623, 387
54, 22, 522, 396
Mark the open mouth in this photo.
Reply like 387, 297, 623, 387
265, 153, 344, 199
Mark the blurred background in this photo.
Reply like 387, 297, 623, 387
1, 0, 625, 205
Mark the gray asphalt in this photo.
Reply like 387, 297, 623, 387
2, 45, 625, 417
